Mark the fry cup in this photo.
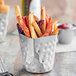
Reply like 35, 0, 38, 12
0, 13, 9, 42
17, 26, 58, 73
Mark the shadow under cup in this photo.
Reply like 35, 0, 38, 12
0, 14, 9, 42
18, 25, 58, 73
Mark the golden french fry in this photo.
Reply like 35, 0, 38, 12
54, 24, 57, 31
41, 6, 46, 33
29, 13, 34, 25
41, 6, 46, 21
34, 16, 39, 22
0, 0, 4, 5
52, 28, 59, 35
32, 21, 42, 37
29, 26, 37, 38
53, 18, 59, 25
29, 13, 37, 38
53, 18, 59, 31
0, 5, 10, 13
15, 5, 21, 17
15, 5, 21, 23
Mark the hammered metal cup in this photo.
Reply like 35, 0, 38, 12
19, 33, 57, 73
0, 56, 14, 76
0, 14, 9, 42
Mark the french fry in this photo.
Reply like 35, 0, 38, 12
42, 22, 53, 37
41, 6, 46, 33
53, 18, 59, 31
0, 5, 10, 13
29, 13, 37, 38
15, 5, 31, 38
52, 28, 59, 35
53, 18, 59, 25
34, 15, 39, 22
22, 16, 26, 25
54, 24, 57, 31
42, 17, 53, 37
0, 0, 4, 5
17, 16, 31, 38
15, 5, 21, 17
46, 13, 49, 28
32, 21, 42, 37
22, 16, 29, 28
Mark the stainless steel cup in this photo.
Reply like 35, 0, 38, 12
0, 14, 9, 42
0, 56, 13, 76
19, 33, 57, 73
58, 24, 76, 44
57, 23, 76, 44
58, 29, 74, 44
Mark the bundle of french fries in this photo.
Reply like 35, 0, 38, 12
15, 5, 59, 39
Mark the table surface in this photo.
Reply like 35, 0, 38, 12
0, 34, 76, 76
